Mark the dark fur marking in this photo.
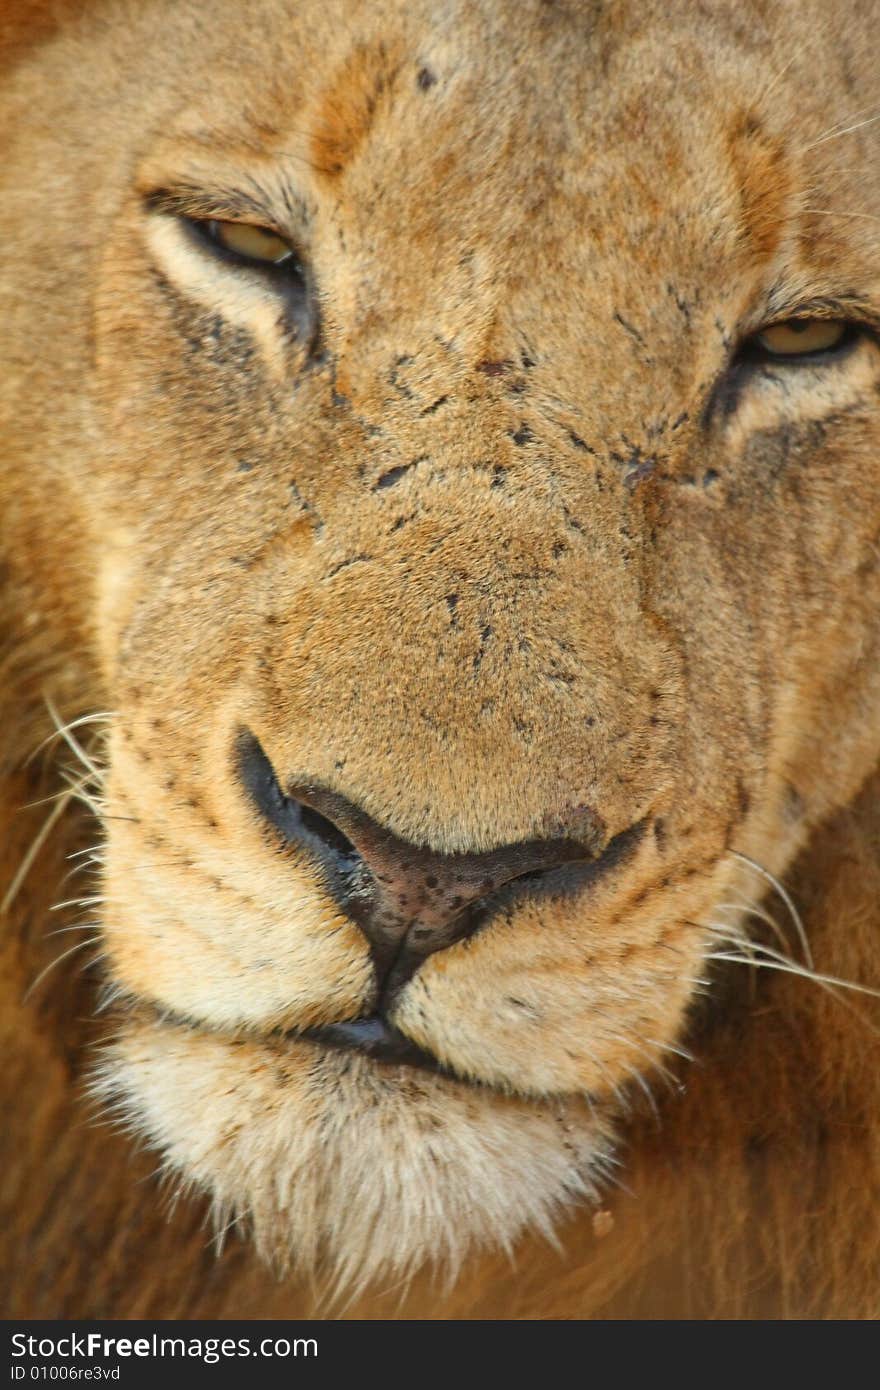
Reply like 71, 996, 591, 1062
473, 624, 493, 671
736, 777, 751, 818
374, 458, 424, 490
389, 355, 415, 397
783, 782, 806, 824
701, 362, 752, 426
624, 457, 657, 489
610, 443, 657, 489
325, 553, 372, 579
666, 282, 692, 325
569, 431, 597, 455
288, 479, 323, 530
613, 310, 645, 346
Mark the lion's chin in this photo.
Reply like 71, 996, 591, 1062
91, 1012, 615, 1295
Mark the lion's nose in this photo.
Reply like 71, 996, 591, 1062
237, 732, 609, 996
288, 781, 602, 978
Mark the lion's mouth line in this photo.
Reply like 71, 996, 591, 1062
293, 1014, 459, 1079
115, 984, 486, 1087
122, 990, 588, 1098
283, 1015, 601, 1101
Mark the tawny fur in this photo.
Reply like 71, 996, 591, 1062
1, 0, 879, 1317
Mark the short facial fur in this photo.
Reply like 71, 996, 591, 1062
2, 0, 879, 1304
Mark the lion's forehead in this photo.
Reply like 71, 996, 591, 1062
137, 0, 875, 404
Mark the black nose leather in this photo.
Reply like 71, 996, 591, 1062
237, 733, 608, 996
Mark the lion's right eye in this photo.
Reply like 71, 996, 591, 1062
753, 318, 849, 358
194, 218, 298, 268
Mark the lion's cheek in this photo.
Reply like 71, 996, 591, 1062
99, 850, 372, 1032
394, 916, 706, 1095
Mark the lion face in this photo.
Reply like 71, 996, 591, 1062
3, 0, 880, 1290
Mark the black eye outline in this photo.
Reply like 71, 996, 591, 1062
174, 211, 320, 349
185, 216, 307, 283
736, 318, 865, 367
703, 311, 877, 424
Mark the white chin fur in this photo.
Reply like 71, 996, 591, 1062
90, 1015, 615, 1298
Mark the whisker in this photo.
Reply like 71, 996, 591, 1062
27, 710, 114, 766
729, 851, 812, 968
21, 772, 96, 812
705, 950, 880, 1025
712, 896, 801, 962
682, 914, 880, 1035
799, 106, 880, 152
67, 844, 105, 862
50, 894, 105, 913
641, 1036, 694, 1064
622, 1064, 660, 1121
63, 781, 105, 818
802, 207, 880, 227
755, 46, 806, 109
23, 936, 105, 1001
45, 922, 104, 939
707, 930, 880, 1002
43, 695, 105, 781
2, 787, 75, 916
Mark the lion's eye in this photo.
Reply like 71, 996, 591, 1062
751, 318, 849, 359
198, 218, 296, 267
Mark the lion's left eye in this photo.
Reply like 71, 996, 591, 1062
197, 218, 296, 267
750, 318, 849, 359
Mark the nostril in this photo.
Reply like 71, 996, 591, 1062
298, 803, 357, 860
509, 867, 549, 886
236, 730, 359, 867
236, 730, 296, 839
236, 733, 361, 872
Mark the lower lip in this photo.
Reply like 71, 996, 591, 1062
297, 1015, 455, 1079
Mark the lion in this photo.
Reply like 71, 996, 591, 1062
1, 0, 879, 1319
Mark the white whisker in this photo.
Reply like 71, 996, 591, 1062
729, 851, 812, 968
27, 710, 114, 766
641, 1036, 694, 1064
755, 43, 814, 110
707, 929, 880, 1003
799, 107, 880, 152
44, 695, 104, 781
45, 922, 104, 939
23, 936, 105, 1001
802, 207, 880, 227
713, 896, 802, 963
2, 787, 75, 916
50, 894, 106, 913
